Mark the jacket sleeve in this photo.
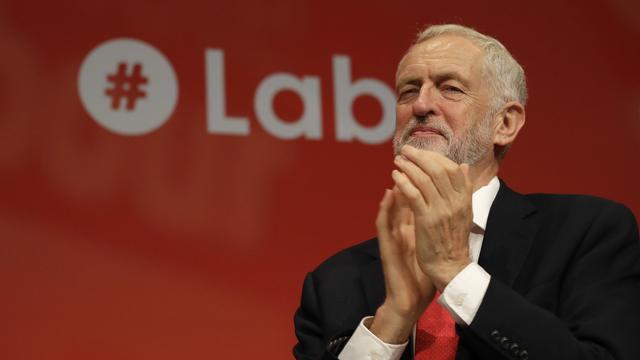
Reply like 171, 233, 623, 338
293, 272, 345, 360
461, 202, 640, 360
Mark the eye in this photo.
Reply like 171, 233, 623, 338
440, 83, 466, 100
441, 84, 463, 93
397, 87, 418, 102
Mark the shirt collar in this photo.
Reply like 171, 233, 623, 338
472, 176, 500, 233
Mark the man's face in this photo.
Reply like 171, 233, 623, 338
393, 35, 495, 164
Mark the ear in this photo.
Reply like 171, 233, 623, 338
493, 101, 525, 147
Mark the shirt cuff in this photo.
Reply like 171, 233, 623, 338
438, 262, 491, 326
338, 316, 408, 360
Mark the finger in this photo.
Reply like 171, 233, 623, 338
391, 186, 414, 226
388, 187, 403, 236
400, 146, 459, 194
376, 188, 394, 243
377, 189, 402, 260
376, 189, 412, 285
392, 169, 428, 216
378, 188, 408, 254
390, 187, 416, 253
394, 155, 440, 206
433, 153, 469, 192
459, 163, 473, 192
392, 185, 409, 208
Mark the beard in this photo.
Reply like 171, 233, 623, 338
392, 112, 494, 165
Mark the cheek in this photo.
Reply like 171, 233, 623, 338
440, 107, 468, 135
395, 104, 411, 134
442, 101, 484, 136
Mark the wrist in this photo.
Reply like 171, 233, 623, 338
428, 260, 472, 292
369, 304, 416, 344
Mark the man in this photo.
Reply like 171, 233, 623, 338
293, 24, 640, 360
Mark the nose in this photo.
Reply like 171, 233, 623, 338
412, 85, 438, 120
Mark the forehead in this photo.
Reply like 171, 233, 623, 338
396, 35, 485, 85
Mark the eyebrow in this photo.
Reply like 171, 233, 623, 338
395, 71, 471, 93
395, 78, 421, 93
433, 71, 470, 89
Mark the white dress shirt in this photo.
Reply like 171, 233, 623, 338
339, 177, 500, 360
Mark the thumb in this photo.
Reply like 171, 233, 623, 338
460, 163, 472, 188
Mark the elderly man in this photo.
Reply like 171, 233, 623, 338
293, 24, 640, 360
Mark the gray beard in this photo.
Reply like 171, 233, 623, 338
392, 115, 493, 165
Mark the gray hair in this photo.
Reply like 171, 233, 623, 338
414, 24, 528, 110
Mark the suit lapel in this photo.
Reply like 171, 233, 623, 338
478, 180, 539, 287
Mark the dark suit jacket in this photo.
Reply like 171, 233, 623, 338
293, 181, 640, 360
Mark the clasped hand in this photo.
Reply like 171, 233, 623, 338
369, 146, 473, 344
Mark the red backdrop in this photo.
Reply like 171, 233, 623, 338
1, 0, 639, 358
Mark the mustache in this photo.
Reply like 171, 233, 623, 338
399, 118, 453, 141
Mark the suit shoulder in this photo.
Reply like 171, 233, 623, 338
525, 193, 633, 216
311, 238, 379, 276
522, 193, 638, 232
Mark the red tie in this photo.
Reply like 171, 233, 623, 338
415, 292, 459, 360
